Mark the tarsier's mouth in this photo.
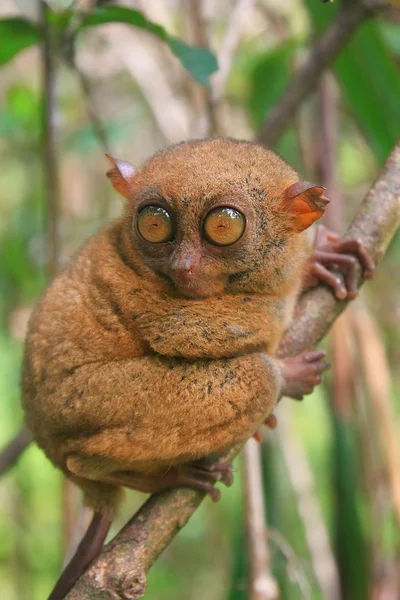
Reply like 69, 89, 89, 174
156, 271, 224, 299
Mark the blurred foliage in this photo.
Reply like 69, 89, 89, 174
304, 0, 400, 163
79, 6, 218, 86
0, 1, 399, 599
0, 18, 39, 66
0, 5, 218, 87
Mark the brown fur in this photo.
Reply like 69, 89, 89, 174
22, 138, 325, 513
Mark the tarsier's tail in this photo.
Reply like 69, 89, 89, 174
47, 511, 111, 600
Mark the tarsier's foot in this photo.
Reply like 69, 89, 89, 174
155, 461, 235, 501
183, 461, 235, 500
304, 224, 375, 299
278, 349, 330, 401
104, 461, 235, 502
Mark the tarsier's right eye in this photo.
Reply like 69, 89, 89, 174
137, 205, 174, 243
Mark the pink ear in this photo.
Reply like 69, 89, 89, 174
283, 181, 329, 232
105, 155, 136, 199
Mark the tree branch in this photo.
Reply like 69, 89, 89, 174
66, 141, 400, 599
257, 0, 386, 147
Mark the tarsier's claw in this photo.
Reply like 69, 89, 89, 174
201, 461, 236, 474
184, 460, 235, 496
305, 225, 375, 299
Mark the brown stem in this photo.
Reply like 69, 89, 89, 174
66, 142, 400, 599
183, 0, 217, 136
257, 0, 384, 148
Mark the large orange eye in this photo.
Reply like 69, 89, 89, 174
137, 206, 174, 243
203, 207, 246, 246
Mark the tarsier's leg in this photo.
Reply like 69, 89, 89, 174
303, 224, 375, 299
66, 455, 234, 503
63, 349, 328, 487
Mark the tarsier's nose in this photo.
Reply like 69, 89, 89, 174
171, 264, 195, 286
169, 252, 198, 285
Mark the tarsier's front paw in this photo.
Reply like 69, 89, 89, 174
278, 350, 330, 401
304, 224, 375, 299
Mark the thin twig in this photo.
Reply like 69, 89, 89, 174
242, 439, 279, 600
267, 529, 311, 598
257, 0, 384, 148
75, 69, 109, 154
40, 0, 61, 278
212, 0, 256, 102
66, 143, 400, 600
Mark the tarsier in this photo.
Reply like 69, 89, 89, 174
22, 138, 374, 599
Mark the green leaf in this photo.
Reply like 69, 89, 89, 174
168, 38, 218, 87
247, 41, 297, 128
0, 18, 40, 67
304, 0, 400, 164
79, 6, 218, 86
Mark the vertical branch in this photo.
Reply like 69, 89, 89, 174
40, 0, 60, 278
242, 440, 279, 600
278, 405, 340, 600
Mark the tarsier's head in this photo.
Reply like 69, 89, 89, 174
107, 138, 328, 298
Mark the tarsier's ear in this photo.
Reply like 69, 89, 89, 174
282, 181, 329, 232
105, 154, 136, 199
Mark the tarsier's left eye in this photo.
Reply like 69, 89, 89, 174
137, 205, 174, 243
203, 207, 246, 246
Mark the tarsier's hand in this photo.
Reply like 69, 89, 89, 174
303, 224, 375, 299
278, 350, 330, 400
253, 350, 330, 442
